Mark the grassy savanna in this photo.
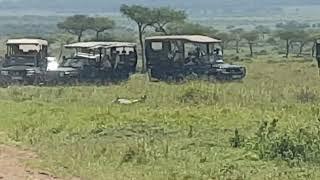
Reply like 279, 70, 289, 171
0, 59, 320, 179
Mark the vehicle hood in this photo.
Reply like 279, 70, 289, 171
0, 66, 37, 71
213, 63, 245, 69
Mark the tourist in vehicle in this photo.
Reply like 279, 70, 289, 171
101, 55, 112, 69
114, 51, 121, 69
185, 52, 197, 65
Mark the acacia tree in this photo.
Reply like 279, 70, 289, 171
241, 31, 259, 57
151, 7, 187, 35
230, 28, 244, 53
275, 30, 297, 58
216, 32, 232, 54
120, 5, 154, 72
292, 30, 311, 56
57, 15, 92, 42
90, 17, 115, 40
255, 25, 271, 40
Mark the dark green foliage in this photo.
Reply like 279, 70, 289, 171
255, 25, 271, 39
241, 31, 260, 57
90, 17, 115, 40
57, 15, 93, 42
274, 30, 298, 58
247, 119, 320, 165
150, 7, 187, 34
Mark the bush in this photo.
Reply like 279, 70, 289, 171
246, 119, 320, 165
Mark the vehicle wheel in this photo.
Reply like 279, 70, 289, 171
147, 69, 158, 82
175, 73, 185, 83
0, 79, 8, 88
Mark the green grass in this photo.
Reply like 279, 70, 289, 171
1, 59, 320, 179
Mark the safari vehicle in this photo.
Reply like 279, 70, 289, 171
0, 38, 48, 85
145, 35, 246, 82
47, 41, 137, 84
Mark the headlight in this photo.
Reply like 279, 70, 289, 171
1, 71, 8, 75
64, 71, 71, 75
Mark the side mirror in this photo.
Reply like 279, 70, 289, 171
62, 56, 66, 60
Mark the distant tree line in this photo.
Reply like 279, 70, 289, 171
56, 5, 320, 72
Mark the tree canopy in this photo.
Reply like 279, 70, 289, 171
150, 7, 187, 34
275, 30, 298, 57
90, 17, 115, 40
241, 31, 260, 56
255, 25, 271, 39
57, 15, 92, 42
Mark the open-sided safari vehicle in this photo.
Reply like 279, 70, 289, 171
145, 35, 246, 82
46, 41, 137, 85
0, 38, 48, 86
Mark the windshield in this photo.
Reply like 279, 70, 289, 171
184, 42, 223, 64
61, 58, 95, 68
4, 55, 36, 66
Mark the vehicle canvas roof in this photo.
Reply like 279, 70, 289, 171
64, 42, 111, 49
92, 42, 137, 49
6, 38, 48, 46
74, 52, 100, 59
145, 35, 221, 43
65, 41, 137, 49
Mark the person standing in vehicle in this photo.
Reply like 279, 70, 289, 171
101, 55, 112, 83
114, 51, 121, 70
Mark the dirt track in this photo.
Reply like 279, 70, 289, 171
0, 145, 60, 180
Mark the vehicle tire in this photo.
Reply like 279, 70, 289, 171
0, 79, 8, 88
147, 69, 159, 82
175, 74, 185, 83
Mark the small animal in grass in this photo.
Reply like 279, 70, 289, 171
112, 95, 147, 105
